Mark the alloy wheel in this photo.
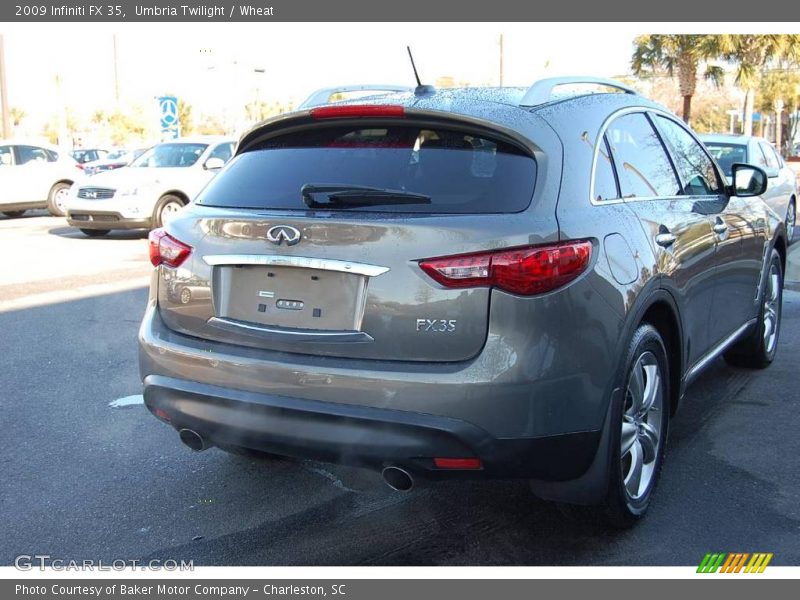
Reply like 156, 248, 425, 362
54, 187, 70, 213
621, 351, 664, 501
160, 200, 182, 225
763, 263, 780, 354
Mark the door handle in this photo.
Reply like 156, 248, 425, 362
713, 221, 729, 235
655, 232, 676, 247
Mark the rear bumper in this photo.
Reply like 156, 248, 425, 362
143, 374, 600, 481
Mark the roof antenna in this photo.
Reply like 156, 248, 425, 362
407, 46, 436, 96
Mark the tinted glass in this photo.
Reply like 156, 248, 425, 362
594, 135, 619, 201
208, 142, 234, 163
131, 143, 208, 168
15, 145, 51, 165
656, 117, 722, 195
704, 143, 747, 176
606, 113, 681, 198
197, 126, 537, 214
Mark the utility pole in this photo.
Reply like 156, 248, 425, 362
498, 34, 504, 87
0, 34, 11, 138
112, 34, 120, 102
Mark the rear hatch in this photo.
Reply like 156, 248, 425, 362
155, 111, 547, 362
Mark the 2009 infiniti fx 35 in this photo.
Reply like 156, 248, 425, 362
139, 77, 787, 525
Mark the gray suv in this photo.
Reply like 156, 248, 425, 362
139, 78, 787, 526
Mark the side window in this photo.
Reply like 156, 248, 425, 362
656, 116, 723, 196
45, 149, 59, 162
759, 142, 779, 171
208, 143, 234, 164
0, 145, 13, 167
751, 143, 770, 169
605, 112, 681, 198
15, 145, 50, 165
593, 135, 620, 201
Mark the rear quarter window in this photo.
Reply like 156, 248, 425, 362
196, 125, 537, 214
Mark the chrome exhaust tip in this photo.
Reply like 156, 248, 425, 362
178, 428, 209, 452
381, 466, 414, 492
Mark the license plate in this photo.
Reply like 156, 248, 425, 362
216, 265, 368, 331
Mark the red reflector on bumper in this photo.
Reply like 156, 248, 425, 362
433, 457, 482, 470
153, 408, 171, 422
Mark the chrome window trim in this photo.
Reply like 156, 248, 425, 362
589, 106, 725, 207
202, 254, 390, 277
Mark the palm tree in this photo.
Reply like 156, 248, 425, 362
714, 34, 800, 136
759, 70, 800, 153
631, 35, 723, 124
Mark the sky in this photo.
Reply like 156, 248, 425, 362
0, 22, 640, 127
3, 22, 798, 137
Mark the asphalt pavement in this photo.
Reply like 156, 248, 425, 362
1, 212, 799, 566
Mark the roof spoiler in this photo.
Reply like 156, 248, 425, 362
520, 76, 637, 108
298, 84, 413, 109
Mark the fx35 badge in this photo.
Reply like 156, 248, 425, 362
416, 319, 457, 332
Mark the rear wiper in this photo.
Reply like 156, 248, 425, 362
301, 183, 431, 208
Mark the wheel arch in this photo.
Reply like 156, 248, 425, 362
159, 190, 191, 205
637, 296, 683, 416
50, 179, 74, 191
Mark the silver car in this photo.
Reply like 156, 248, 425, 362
701, 133, 796, 242
139, 78, 788, 526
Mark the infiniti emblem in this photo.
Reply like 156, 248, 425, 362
266, 225, 301, 246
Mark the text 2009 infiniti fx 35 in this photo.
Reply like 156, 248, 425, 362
138, 78, 787, 525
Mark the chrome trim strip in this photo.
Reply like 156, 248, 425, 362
207, 317, 374, 344
588, 106, 724, 207
202, 254, 390, 277
684, 319, 757, 386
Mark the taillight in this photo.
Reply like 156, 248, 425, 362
419, 240, 592, 296
148, 228, 191, 268
310, 104, 405, 119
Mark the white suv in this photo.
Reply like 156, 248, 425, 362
0, 140, 83, 217
65, 136, 235, 237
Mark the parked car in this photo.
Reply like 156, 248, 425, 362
83, 147, 148, 176
65, 136, 235, 236
0, 139, 83, 217
71, 148, 108, 164
701, 134, 796, 242
139, 79, 788, 526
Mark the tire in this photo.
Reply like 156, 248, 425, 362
47, 182, 72, 216
2, 210, 25, 218
80, 228, 110, 237
786, 200, 795, 245
723, 249, 783, 369
603, 323, 670, 528
179, 287, 192, 304
217, 444, 284, 461
153, 194, 184, 228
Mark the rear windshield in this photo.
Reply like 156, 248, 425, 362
196, 125, 537, 213
704, 143, 747, 176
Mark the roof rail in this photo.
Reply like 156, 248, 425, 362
519, 76, 637, 107
298, 84, 413, 109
